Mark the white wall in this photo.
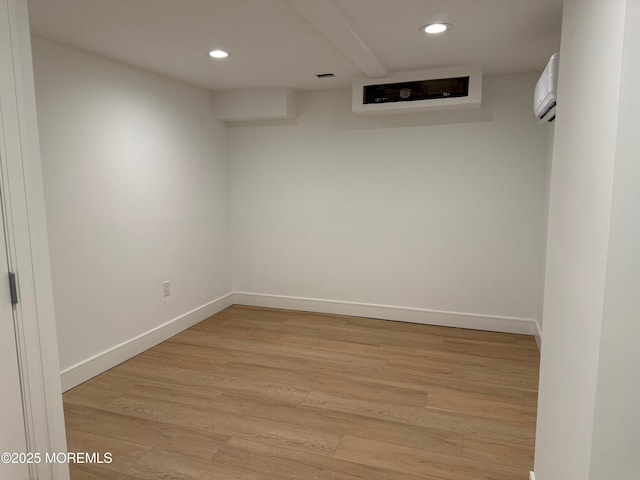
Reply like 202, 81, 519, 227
589, 0, 640, 477
230, 73, 550, 330
31, 37, 232, 385
536, 126, 555, 340
534, 0, 637, 478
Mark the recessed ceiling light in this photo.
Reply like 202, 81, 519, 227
421, 23, 450, 34
209, 49, 229, 59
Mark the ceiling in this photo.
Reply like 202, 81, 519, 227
27, 0, 563, 92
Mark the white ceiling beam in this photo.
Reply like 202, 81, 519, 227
287, 0, 389, 78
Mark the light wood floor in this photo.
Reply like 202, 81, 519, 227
63, 305, 540, 480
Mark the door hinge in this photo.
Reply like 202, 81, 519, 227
8, 272, 18, 305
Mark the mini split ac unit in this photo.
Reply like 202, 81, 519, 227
534, 53, 560, 123
352, 66, 482, 115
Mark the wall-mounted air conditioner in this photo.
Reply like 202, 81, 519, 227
352, 66, 482, 115
534, 53, 560, 123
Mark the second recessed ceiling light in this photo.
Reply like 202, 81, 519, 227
209, 49, 229, 59
421, 23, 450, 34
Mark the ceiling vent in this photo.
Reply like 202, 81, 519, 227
352, 66, 482, 115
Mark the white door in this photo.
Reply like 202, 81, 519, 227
0, 176, 29, 479
0, 1, 69, 478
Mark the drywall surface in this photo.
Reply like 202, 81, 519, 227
32, 37, 232, 374
589, 1, 640, 477
536, 125, 555, 338
534, 0, 627, 478
229, 73, 549, 325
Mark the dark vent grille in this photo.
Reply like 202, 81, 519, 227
537, 101, 557, 122
363, 76, 469, 104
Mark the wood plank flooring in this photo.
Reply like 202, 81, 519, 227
63, 305, 540, 480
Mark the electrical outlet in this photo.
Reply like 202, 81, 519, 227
162, 281, 171, 297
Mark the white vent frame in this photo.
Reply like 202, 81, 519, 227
534, 53, 560, 123
352, 66, 482, 115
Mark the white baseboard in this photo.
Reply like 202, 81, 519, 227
62, 292, 538, 391
233, 292, 537, 335
529, 472, 536, 480
534, 321, 542, 352
60, 293, 234, 391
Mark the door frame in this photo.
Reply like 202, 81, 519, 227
0, 1, 69, 479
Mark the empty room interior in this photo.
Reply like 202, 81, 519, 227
1, 0, 639, 479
